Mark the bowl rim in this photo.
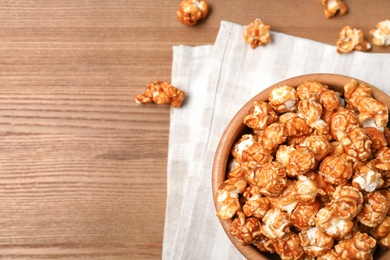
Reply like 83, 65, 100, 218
211, 73, 390, 260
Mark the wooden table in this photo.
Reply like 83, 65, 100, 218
0, 1, 389, 259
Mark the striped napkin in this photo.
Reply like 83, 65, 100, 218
163, 20, 390, 260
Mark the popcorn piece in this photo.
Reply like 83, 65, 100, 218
330, 107, 359, 146
275, 144, 295, 166
243, 101, 277, 131
331, 185, 363, 220
242, 193, 271, 219
294, 175, 325, 203
334, 232, 376, 260
301, 135, 334, 163
274, 232, 304, 260
176, 0, 209, 26
299, 227, 334, 257
215, 175, 247, 219
315, 206, 354, 238
365, 127, 388, 151
344, 79, 372, 110
297, 81, 329, 102
319, 155, 353, 186
243, 18, 271, 49
286, 146, 316, 177
320, 0, 348, 19
319, 89, 343, 111
269, 180, 298, 213
231, 134, 273, 170
376, 147, 390, 171
230, 211, 262, 244
379, 231, 390, 249
357, 97, 389, 128
279, 112, 312, 137
298, 99, 329, 136
291, 200, 321, 231
337, 26, 371, 54
352, 165, 384, 192
317, 250, 340, 260
343, 127, 372, 162
257, 161, 287, 197
358, 191, 389, 227
372, 216, 390, 239
135, 80, 185, 107
251, 234, 276, 254
262, 122, 288, 151
370, 20, 390, 47
261, 208, 291, 239
268, 85, 299, 113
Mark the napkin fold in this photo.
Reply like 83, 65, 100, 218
163, 21, 390, 260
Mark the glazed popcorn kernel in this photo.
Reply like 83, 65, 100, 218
243, 18, 271, 49
320, 0, 348, 19
216, 79, 390, 259
176, 0, 209, 26
337, 26, 371, 54
370, 20, 390, 47
135, 80, 185, 108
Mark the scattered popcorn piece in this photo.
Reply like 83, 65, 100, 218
358, 191, 389, 227
334, 232, 376, 260
244, 101, 277, 131
370, 20, 390, 47
176, 0, 209, 26
274, 232, 304, 260
268, 85, 299, 113
291, 200, 321, 231
320, 0, 348, 19
243, 18, 271, 49
230, 211, 262, 244
299, 226, 334, 257
261, 208, 291, 239
319, 155, 353, 185
336, 26, 371, 54
135, 80, 185, 107
257, 161, 287, 197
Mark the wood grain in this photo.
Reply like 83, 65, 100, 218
0, 1, 389, 259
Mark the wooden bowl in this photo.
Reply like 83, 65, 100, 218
212, 73, 390, 260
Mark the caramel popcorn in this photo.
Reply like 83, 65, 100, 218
243, 101, 277, 131
216, 79, 390, 259
299, 227, 334, 257
358, 191, 389, 227
274, 232, 304, 260
268, 85, 299, 113
320, 0, 348, 19
370, 20, 390, 47
243, 18, 271, 49
230, 211, 262, 244
261, 207, 291, 239
176, 0, 209, 26
135, 80, 185, 107
334, 232, 376, 260
337, 26, 371, 54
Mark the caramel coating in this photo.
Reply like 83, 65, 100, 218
268, 180, 298, 213
358, 191, 389, 227
370, 20, 390, 47
176, 0, 209, 26
302, 135, 333, 163
299, 227, 334, 257
215, 176, 247, 219
287, 146, 316, 177
343, 127, 372, 162
279, 113, 312, 137
357, 96, 389, 128
320, 0, 348, 18
230, 211, 262, 244
365, 127, 388, 151
243, 194, 271, 219
334, 232, 376, 260
319, 155, 353, 185
315, 205, 354, 238
352, 165, 384, 192
244, 100, 277, 131
291, 200, 321, 231
372, 216, 390, 239
294, 175, 325, 203
344, 79, 372, 110
135, 80, 185, 107
257, 161, 287, 197
243, 18, 271, 49
251, 234, 276, 254
337, 26, 371, 54
268, 85, 299, 113
331, 185, 363, 220
297, 81, 328, 102
274, 232, 304, 260
330, 107, 359, 146
262, 122, 288, 151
